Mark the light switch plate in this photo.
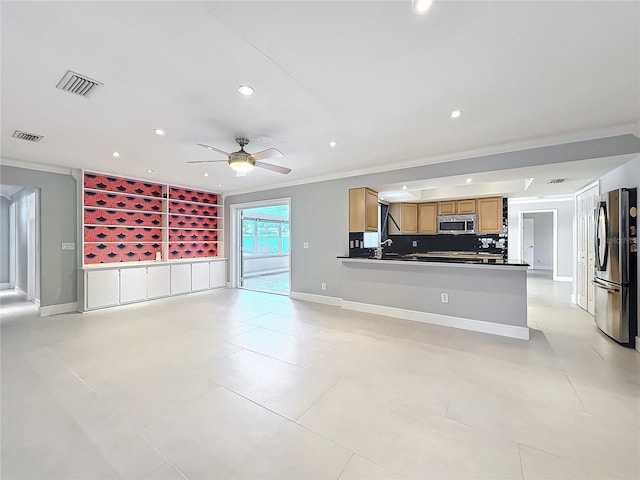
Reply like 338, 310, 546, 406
303, 242, 309, 249
412, 241, 418, 247
61, 242, 75, 250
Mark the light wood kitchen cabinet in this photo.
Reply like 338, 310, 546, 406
456, 199, 476, 214
438, 201, 456, 215
477, 197, 503, 233
418, 202, 438, 234
439, 199, 476, 215
349, 187, 378, 232
388, 203, 418, 234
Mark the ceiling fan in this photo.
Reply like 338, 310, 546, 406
187, 138, 291, 176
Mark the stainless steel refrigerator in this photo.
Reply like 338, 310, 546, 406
593, 188, 637, 347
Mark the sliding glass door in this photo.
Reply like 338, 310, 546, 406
239, 204, 290, 295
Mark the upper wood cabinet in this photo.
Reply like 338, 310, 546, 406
438, 201, 456, 215
349, 187, 378, 232
477, 197, 503, 233
456, 199, 476, 214
439, 199, 476, 215
418, 202, 438, 234
388, 203, 418, 234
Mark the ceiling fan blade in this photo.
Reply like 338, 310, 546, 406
235, 171, 248, 177
185, 160, 228, 164
255, 162, 291, 175
249, 148, 283, 161
197, 144, 230, 157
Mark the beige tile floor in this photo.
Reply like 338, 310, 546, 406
1, 272, 639, 479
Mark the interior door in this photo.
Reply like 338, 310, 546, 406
522, 218, 534, 269
577, 192, 588, 309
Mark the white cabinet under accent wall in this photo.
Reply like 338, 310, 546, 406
81, 258, 227, 311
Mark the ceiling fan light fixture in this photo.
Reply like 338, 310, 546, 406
412, 0, 434, 15
229, 158, 255, 172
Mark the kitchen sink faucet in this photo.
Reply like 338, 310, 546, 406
374, 239, 393, 259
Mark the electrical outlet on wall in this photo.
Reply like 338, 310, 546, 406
321, 283, 327, 291
441, 293, 449, 303
412, 241, 418, 247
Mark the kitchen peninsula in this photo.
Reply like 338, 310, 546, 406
340, 257, 529, 340
344, 187, 529, 340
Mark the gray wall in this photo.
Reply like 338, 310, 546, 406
508, 200, 574, 279
0, 197, 9, 284
523, 212, 553, 270
0, 165, 77, 307
597, 155, 640, 344
226, 134, 640, 297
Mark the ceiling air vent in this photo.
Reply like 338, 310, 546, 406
56, 70, 103, 98
12, 130, 43, 143
548, 178, 566, 184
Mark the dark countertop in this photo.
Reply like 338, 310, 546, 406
337, 254, 528, 267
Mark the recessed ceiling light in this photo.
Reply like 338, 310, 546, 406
146, 169, 154, 173
466, 178, 472, 183
412, 0, 434, 15
329, 141, 337, 147
112, 151, 120, 157
154, 129, 165, 135
402, 185, 408, 190
238, 85, 254, 96
203, 173, 209, 177
217, 183, 223, 187
450, 109, 462, 119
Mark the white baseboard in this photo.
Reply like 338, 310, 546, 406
341, 300, 530, 340
40, 302, 78, 317
15, 286, 26, 295
635, 337, 640, 353
0, 282, 12, 289
554, 276, 573, 282
290, 291, 343, 307
34, 298, 40, 308
570, 294, 576, 304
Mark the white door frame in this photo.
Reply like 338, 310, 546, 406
517, 209, 560, 280
229, 197, 291, 291
8, 202, 16, 289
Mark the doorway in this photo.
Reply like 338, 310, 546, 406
232, 200, 291, 295
519, 210, 557, 278
0, 185, 41, 314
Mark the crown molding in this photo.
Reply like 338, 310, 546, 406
0, 157, 74, 176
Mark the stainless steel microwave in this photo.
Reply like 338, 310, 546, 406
437, 214, 477, 234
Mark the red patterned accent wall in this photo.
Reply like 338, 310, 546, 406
167, 187, 221, 260
84, 172, 164, 264
83, 173, 221, 264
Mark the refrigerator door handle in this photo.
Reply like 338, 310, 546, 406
593, 278, 620, 293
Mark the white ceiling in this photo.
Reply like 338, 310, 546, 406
1, 1, 639, 194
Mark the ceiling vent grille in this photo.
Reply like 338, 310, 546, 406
12, 130, 43, 142
56, 70, 103, 98
548, 178, 566, 184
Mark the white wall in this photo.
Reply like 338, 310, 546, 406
508, 199, 574, 279
523, 212, 553, 270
